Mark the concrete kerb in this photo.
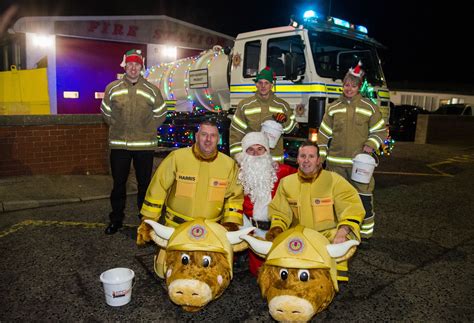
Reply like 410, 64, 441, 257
0, 191, 138, 213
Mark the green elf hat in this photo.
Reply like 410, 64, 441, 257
254, 66, 276, 83
120, 49, 145, 68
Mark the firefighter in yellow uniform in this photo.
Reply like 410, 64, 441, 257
229, 67, 297, 162
317, 62, 385, 239
266, 142, 365, 282
136, 120, 244, 278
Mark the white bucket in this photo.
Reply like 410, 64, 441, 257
351, 154, 378, 184
100, 267, 135, 307
261, 120, 283, 148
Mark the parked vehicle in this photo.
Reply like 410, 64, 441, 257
389, 105, 427, 141
147, 11, 391, 159
433, 104, 472, 116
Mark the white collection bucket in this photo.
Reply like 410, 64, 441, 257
261, 120, 283, 148
100, 267, 135, 307
351, 154, 378, 184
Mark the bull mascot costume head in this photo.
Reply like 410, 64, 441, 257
145, 219, 254, 312
241, 225, 359, 322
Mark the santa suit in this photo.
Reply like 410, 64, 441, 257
243, 163, 297, 276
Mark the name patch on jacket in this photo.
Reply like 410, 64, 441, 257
209, 178, 228, 188
177, 173, 197, 182
312, 197, 333, 205
288, 199, 298, 206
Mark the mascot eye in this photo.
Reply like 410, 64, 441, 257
298, 269, 310, 282
279, 268, 289, 280
181, 253, 190, 265
202, 256, 211, 267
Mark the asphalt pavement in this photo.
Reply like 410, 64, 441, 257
0, 174, 125, 212
0, 156, 165, 213
1, 142, 474, 321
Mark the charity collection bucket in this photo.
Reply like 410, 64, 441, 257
261, 120, 283, 148
100, 267, 135, 307
351, 153, 378, 184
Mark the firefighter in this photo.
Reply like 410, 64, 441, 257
265, 142, 365, 281
229, 67, 297, 162
136, 119, 244, 278
317, 62, 386, 239
100, 49, 166, 235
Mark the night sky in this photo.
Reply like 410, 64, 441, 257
3, 0, 474, 92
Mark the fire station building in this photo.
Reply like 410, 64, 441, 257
4, 15, 234, 114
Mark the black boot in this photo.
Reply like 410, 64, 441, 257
105, 222, 123, 235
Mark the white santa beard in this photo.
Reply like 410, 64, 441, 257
238, 153, 277, 221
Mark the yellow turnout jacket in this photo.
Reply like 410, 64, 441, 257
318, 94, 385, 166
269, 170, 365, 241
141, 147, 244, 227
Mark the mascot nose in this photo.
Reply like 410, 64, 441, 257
269, 295, 313, 322
174, 287, 200, 297
277, 309, 301, 314
276, 307, 301, 315
168, 279, 213, 308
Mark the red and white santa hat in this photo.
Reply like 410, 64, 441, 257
348, 61, 363, 78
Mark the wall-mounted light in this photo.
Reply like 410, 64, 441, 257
163, 46, 177, 60
63, 91, 79, 99
31, 34, 54, 48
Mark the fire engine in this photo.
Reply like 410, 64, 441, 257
146, 11, 391, 160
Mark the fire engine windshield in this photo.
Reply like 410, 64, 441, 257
309, 31, 385, 86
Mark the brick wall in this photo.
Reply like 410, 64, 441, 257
0, 115, 109, 177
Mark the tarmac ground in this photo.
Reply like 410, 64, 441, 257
1, 142, 473, 321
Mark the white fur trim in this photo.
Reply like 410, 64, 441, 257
241, 214, 267, 238
241, 132, 270, 153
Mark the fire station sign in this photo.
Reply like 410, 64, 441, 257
52, 17, 234, 50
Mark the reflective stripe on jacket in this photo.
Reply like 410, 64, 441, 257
100, 76, 166, 150
317, 94, 385, 166
229, 92, 296, 159
141, 147, 244, 225
269, 170, 365, 241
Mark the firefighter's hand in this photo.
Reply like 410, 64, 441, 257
221, 222, 240, 232
265, 226, 283, 241
333, 225, 351, 244
136, 221, 152, 246
273, 113, 287, 123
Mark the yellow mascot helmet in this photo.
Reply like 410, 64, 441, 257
165, 219, 234, 277
266, 225, 338, 289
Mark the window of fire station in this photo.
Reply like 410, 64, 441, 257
243, 40, 261, 79
267, 36, 306, 77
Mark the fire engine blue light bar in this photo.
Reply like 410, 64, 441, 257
356, 25, 368, 34
303, 10, 318, 19
332, 17, 350, 28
